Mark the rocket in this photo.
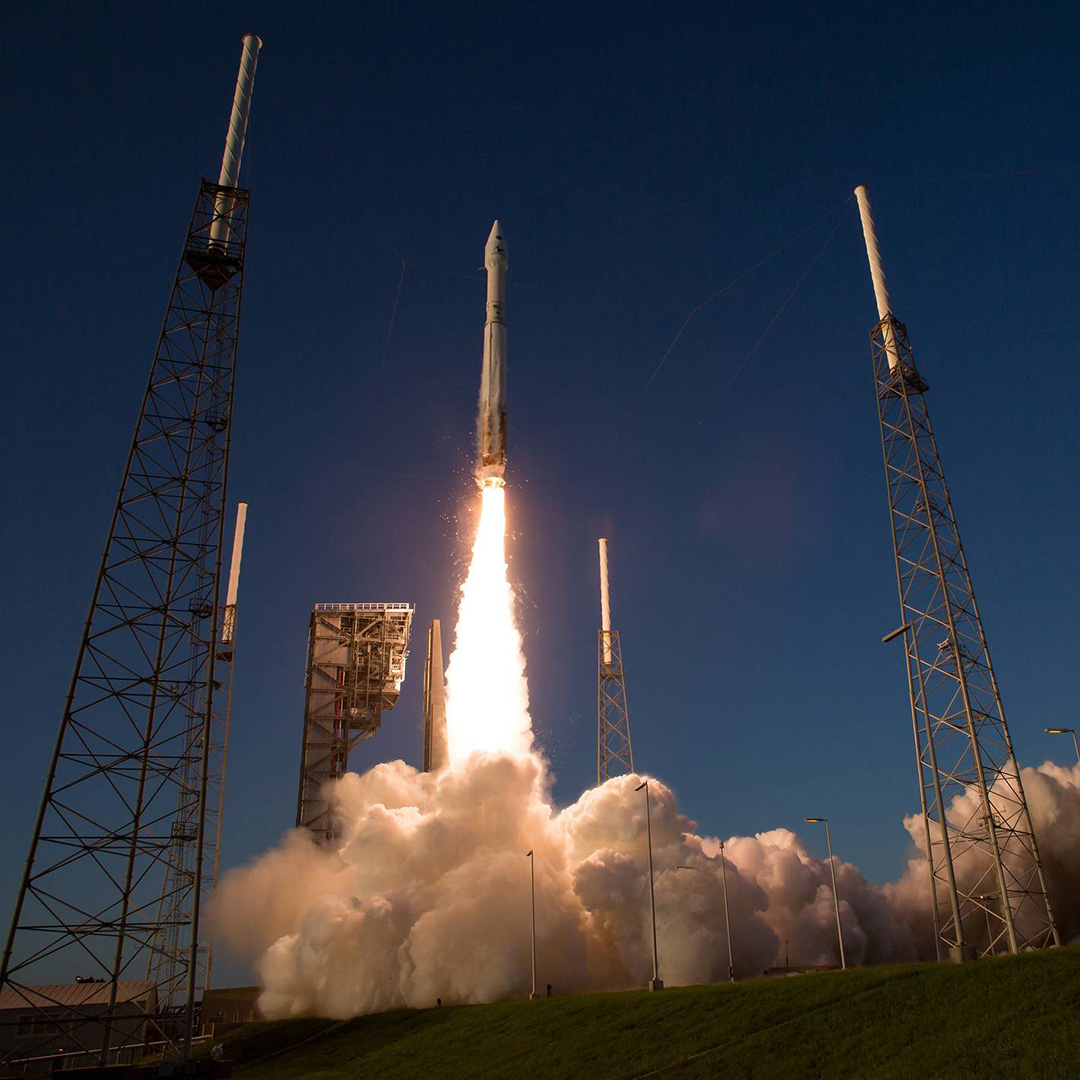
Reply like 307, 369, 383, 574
477, 221, 508, 487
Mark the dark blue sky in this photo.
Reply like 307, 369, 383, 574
3, 1, 1079, 977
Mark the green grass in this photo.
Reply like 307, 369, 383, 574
207, 946, 1080, 1079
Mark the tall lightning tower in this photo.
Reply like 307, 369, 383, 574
855, 185, 1059, 960
597, 538, 634, 783
0, 36, 262, 1066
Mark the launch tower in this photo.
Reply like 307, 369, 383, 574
296, 603, 415, 842
597, 539, 634, 783
856, 185, 1059, 960
0, 36, 262, 1066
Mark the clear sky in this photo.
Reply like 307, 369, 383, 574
2, 1, 1079, 979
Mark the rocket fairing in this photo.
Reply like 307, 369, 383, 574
477, 221, 508, 487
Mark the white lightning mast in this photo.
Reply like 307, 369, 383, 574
597, 538, 633, 783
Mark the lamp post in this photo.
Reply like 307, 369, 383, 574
1044, 728, 1080, 763
804, 817, 846, 970
526, 850, 537, 999
635, 780, 663, 991
975, 893, 997, 956
677, 850, 735, 983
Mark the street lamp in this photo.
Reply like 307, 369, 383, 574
677, 849, 735, 983
975, 893, 997, 956
1044, 728, 1080, 763
804, 817, 847, 970
635, 780, 663, 991
526, 850, 537, 999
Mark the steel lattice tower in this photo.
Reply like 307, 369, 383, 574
0, 36, 261, 1067
598, 538, 634, 783
856, 186, 1059, 961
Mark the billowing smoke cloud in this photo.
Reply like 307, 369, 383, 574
212, 482, 1080, 1017
212, 751, 1080, 1018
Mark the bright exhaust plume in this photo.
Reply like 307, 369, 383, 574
444, 482, 532, 765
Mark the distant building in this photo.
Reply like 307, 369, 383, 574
201, 986, 261, 1036
0, 980, 158, 1072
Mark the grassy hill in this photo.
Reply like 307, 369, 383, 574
207, 946, 1080, 1079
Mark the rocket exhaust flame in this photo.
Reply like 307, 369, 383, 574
444, 482, 532, 765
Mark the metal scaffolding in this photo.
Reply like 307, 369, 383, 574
296, 603, 414, 843
871, 314, 1060, 959
597, 539, 634, 783
0, 178, 250, 1065
855, 185, 1058, 961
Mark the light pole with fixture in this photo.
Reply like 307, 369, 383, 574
677, 848, 735, 983
1044, 728, 1080, 764
635, 780, 663, 991
526, 850, 537, 999
804, 817, 846, 970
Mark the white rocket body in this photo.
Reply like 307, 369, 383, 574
477, 221, 508, 487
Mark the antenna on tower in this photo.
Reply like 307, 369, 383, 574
855, 183, 1059, 961
597, 538, 634, 783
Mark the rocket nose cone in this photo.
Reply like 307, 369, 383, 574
485, 220, 507, 266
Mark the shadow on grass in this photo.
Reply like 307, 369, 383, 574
216, 1005, 458, 1073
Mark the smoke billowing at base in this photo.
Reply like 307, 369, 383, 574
213, 481, 1080, 1020
214, 753, 1080, 1019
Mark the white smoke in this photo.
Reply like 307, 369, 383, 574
213, 754, 1080, 1017
212, 479, 1080, 1016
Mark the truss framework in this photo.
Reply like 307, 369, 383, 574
0, 180, 248, 1065
196, 615, 239, 994
297, 603, 414, 843
872, 314, 1059, 960
598, 630, 634, 784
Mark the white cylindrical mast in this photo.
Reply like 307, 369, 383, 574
599, 538, 613, 666
211, 33, 262, 248
854, 184, 900, 370
221, 502, 248, 646
218, 34, 262, 189
423, 619, 448, 771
